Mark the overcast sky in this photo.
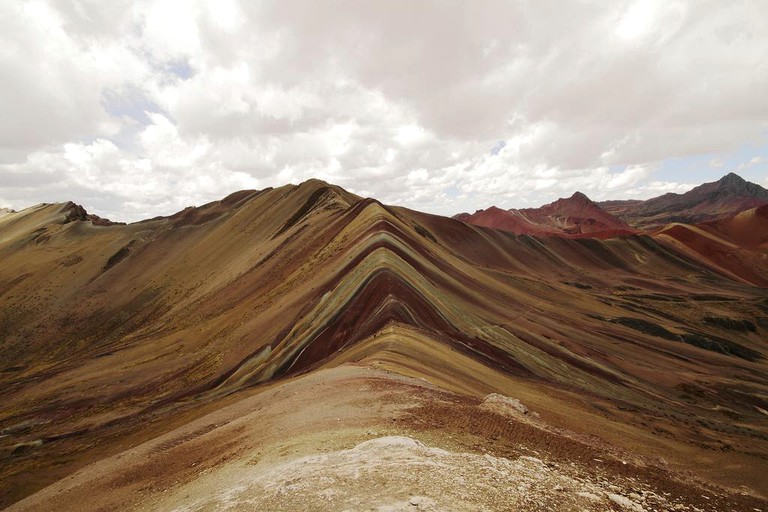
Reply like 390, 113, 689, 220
1, 0, 767, 222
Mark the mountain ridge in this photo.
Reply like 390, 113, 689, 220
599, 172, 768, 229
1, 179, 768, 509
454, 190, 635, 238
455, 173, 768, 236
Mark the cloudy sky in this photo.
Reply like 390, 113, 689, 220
1, 0, 767, 222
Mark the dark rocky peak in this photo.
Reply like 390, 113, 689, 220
718, 172, 747, 186
707, 172, 768, 199
63, 201, 89, 223
62, 201, 121, 226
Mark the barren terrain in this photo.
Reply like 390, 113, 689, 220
1, 179, 767, 510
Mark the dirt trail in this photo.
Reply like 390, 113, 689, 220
160, 436, 646, 512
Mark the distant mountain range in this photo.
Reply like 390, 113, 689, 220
454, 191, 635, 238
456, 173, 768, 236
600, 173, 768, 229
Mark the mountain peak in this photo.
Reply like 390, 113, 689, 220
61, 201, 120, 226
452, 190, 634, 237
719, 172, 747, 187
297, 178, 333, 190
601, 172, 768, 229
545, 191, 595, 211
569, 191, 592, 203
708, 172, 768, 199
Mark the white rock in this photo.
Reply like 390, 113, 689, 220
482, 393, 530, 415
608, 493, 646, 512
577, 491, 601, 502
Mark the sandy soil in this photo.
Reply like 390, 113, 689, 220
159, 436, 645, 512
7, 366, 766, 512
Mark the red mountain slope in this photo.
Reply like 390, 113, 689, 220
455, 192, 635, 238
654, 204, 768, 286
699, 203, 768, 248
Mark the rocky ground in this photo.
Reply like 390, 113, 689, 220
7, 366, 766, 512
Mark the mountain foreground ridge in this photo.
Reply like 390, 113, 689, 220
1, 178, 768, 511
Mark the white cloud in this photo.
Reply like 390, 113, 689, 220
736, 156, 766, 172
141, 0, 202, 61
622, 181, 697, 199
615, 0, 687, 43
1, 1, 768, 221
0, 2, 123, 152
0, 116, 259, 221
